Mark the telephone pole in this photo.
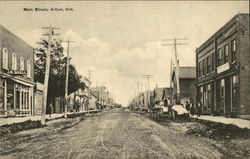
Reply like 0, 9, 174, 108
87, 70, 93, 112
61, 40, 75, 118
41, 26, 60, 125
162, 38, 188, 103
170, 59, 173, 105
143, 75, 153, 111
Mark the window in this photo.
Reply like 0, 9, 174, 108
20, 57, 24, 70
198, 61, 202, 77
224, 45, 229, 63
207, 56, 210, 74
220, 79, 225, 97
218, 49, 222, 66
211, 53, 215, 71
233, 75, 238, 84
27, 60, 31, 78
12, 53, 17, 70
232, 75, 239, 95
232, 39, 236, 62
2, 48, 8, 70
203, 59, 206, 76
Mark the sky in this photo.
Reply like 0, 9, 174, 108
0, 1, 248, 105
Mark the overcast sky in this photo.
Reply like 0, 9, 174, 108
0, 1, 248, 105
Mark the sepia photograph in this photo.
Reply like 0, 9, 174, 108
0, 0, 249, 158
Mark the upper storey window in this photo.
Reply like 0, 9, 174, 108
218, 49, 222, 66
20, 57, 24, 70
12, 53, 17, 70
231, 39, 236, 62
224, 45, 228, 63
27, 60, 31, 78
2, 48, 8, 70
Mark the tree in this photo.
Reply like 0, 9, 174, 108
34, 38, 85, 111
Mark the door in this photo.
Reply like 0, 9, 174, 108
7, 80, 15, 116
231, 75, 239, 117
225, 77, 231, 116
219, 79, 225, 115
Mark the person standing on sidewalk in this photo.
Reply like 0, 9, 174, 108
186, 101, 190, 112
197, 104, 202, 117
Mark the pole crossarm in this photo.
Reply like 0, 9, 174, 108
162, 43, 188, 46
162, 38, 188, 41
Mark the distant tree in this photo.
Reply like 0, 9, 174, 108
34, 38, 85, 108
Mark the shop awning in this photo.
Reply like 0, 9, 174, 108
11, 78, 35, 87
1, 73, 35, 87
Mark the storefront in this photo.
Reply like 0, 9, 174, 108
0, 75, 35, 117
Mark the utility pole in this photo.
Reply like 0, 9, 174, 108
162, 38, 188, 103
41, 26, 60, 125
143, 75, 153, 112
87, 70, 93, 112
170, 59, 173, 105
61, 40, 75, 118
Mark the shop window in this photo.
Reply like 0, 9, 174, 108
2, 48, 8, 70
12, 53, 17, 70
207, 56, 210, 74
207, 84, 211, 91
232, 75, 239, 95
27, 60, 31, 78
220, 79, 225, 97
0, 87, 4, 110
233, 75, 239, 84
224, 45, 229, 63
218, 49, 222, 66
20, 57, 24, 70
231, 39, 236, 62
200, 87, 203, 106
211, 53, 215, 71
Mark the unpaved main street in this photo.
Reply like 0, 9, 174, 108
0, 109, 248, 159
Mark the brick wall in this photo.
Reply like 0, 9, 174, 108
238, 14, 250, 117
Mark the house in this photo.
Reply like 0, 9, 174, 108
89, 92, 98, 110
196, 14, 249, 119
91, 86, 108, 109
171, 67, 196, 105
74, 88, 88, 112
0, 25, 35, 117
162, 88, 171, 106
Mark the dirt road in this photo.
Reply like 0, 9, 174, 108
0, 109, 242, 159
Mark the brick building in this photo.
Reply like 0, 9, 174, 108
196, 14, 249, 119
0, 25, 35, 117
171, 67, 196, 105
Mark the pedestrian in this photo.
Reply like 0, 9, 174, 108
168, 104, 173, 118
190, 104, 195, 116
197, 105, 202, 117
48, 103, 52, 118
186, 101, 190, 112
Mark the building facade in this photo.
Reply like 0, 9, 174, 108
196, 14, 249, 118
172, 67, 196, 105
0, 25, 35, 117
